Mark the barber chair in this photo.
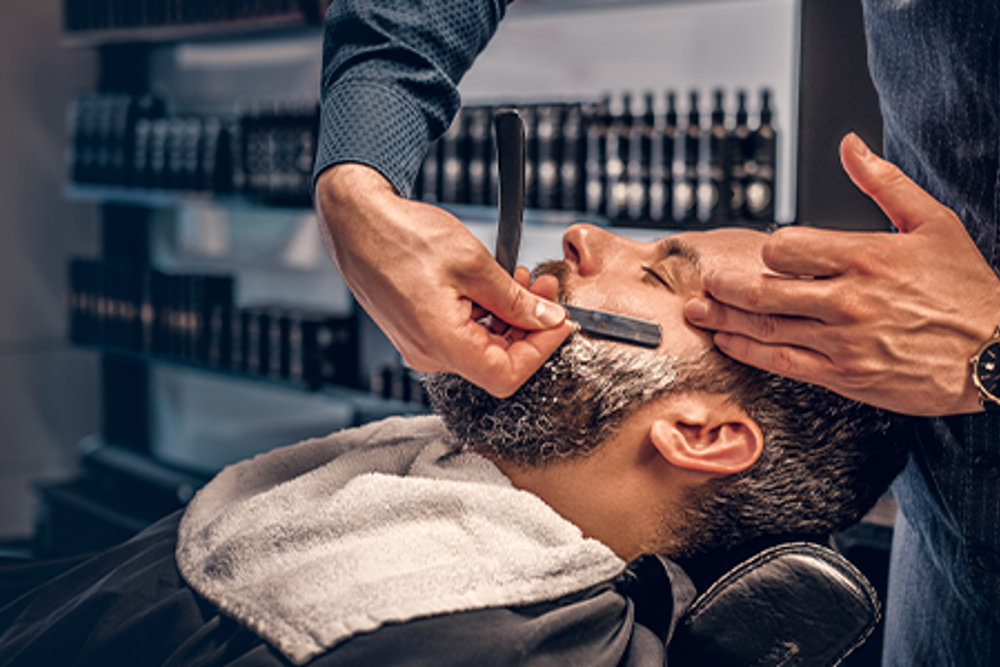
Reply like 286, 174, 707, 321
669, 541, 879, 666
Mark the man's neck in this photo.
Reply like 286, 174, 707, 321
487, 448, 679, 562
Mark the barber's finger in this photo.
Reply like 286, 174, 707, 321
698, 270, 841, 321
685, 296, 825, 345
488, 269, 563, 339
712, 332, 834, 385
839, 132, 957, 235
760, 226, 866, 278
513, 265, 532, 288
473, 262, 568, 332
457, 319, 573, 397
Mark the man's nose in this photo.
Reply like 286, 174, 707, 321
563, 224, 614, 277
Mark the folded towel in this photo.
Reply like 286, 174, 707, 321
177, 415, 626, 665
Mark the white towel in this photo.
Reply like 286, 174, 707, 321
177, 415, 626, 665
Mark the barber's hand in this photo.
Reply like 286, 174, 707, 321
316, 163, 572, 398
684, 133, 1000, 416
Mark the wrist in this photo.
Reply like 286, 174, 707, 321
317, 163, 397, 211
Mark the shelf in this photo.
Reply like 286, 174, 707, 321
62, 183, 725, 231
63, 184, 311, 212
82, 344, 430, 425
62, 15, 321, 49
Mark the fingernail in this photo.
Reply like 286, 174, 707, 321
685, 300, 709, 322
536, 300, 566, 327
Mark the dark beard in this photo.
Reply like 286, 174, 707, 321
423, 333, 691, 467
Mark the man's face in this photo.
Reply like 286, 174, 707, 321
425, 225, 771, 467
547, 224, 770, 359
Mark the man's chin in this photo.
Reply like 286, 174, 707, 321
424, 334, 688, 468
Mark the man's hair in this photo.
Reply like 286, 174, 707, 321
664, 351, 909, 561
425, 336, 910, 561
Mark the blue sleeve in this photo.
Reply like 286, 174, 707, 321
314, 0, 514, 198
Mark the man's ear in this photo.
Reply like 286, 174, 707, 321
648, 393, 763, 475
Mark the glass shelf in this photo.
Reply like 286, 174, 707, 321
62, 16, 321, 49
81, 344, 430, 426
63, 184, 310, 212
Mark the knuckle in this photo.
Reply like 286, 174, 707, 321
741, 279, 767, 309
506, 283, 531, 317
762, 228, 796, 261
768, 346, 797, 376
750, 312, 781, 341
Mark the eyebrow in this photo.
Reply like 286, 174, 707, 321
656, 237, 702, 274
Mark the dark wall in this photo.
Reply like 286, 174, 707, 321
796, 0, 888, 231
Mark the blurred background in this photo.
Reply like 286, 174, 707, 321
0, 1, 98, 538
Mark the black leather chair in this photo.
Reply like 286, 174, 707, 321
670, 541, 879, 666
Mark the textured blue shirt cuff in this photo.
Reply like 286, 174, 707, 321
314, 78, 432, 199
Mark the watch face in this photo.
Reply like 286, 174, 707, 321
976, 340, 1000, 399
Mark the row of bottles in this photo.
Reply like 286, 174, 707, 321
67, 93, 319, 207
68, 258, 359, 390
63, 0, 330, 33
414, 88, 777, 228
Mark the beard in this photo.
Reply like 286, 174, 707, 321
424, 333, 690, 467
421, 249, 727, 468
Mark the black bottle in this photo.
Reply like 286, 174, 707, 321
418, 137, 441, 203
652, 91, 677, 226
727, 91, 751, 220
535, 104, 561, 210
605, 93, 632, 223
673, 91, 700, 225
560, 103, 586, 212
439, 108, 467, 204
465, 106, 492, 206
585, 96, 611, 217
520, 105, 538, 210
698, 89, 729, 225
745, 89, 777, 222
629, 91, 655, 224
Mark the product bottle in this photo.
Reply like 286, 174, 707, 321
466, 106, 491, 206
585, 96, 611, 217
520, 105, 538, 210
535, 104, 561, 210
418, 137, 441, 203
651, 91, 677, 226
673, 91, 699, 225
745, 89, 777, 222
727, 91, 751, 220
629, 92, 655, 224
605, 93, 631, 222
560, 103, 586, 212
439, 108, 467, 204
698, 89, 729, 225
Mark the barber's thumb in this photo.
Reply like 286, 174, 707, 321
839, 132, 928, 234
492, 282, 567, 330
523, 294, 567, 329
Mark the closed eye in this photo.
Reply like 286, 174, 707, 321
642, 266, 673, 292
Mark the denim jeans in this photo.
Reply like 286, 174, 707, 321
885, 421, 1000, 665
861, 2, 1000, 663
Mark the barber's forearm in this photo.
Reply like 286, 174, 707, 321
314, 163, 396, 264
315, 0, 514, 197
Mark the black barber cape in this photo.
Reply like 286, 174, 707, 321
0, 510, 692, 666
0, 416, 696, 666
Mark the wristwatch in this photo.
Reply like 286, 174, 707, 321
971, 325, 1000, 411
